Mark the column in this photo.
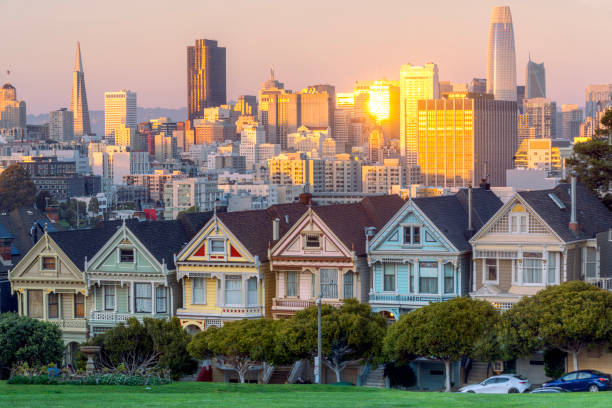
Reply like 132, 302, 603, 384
17, 292, 22, 315
242, 275, 247, 308
130, 281, 135, 314
151, 283, 156, 315
43, 291, 48, 320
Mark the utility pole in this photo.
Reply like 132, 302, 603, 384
316, 293, 322, 384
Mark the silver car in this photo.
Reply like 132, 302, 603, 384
458, 374, 531, 394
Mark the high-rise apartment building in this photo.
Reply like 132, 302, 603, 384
258, 70, 300, 148
104, 90, 137, 143
560, 104, 583, 141
153, 132, 178, 162
163, 177, 221, 220
187, 39, 226, 121
520, 98, 556, 142
469, 78, 487, 94
361, 159, 420, 193
234, 95, 258, 116
486, 6, 517, 101
49, 108, 74, 142
70, 41, 91, 137
514, 138, 562, 174
585, 84, 612, 122
526, 58, 546, 99
417, 92, 517, 187
114, 124, 135, 148
400, 63, 439, 165
300, 85, 335, 135
0, 83, 26, 130
334, 93, 355, 151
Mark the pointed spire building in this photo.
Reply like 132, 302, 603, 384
70, 41, 91, 136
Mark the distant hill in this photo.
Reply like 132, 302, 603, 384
27, 107, 188, 136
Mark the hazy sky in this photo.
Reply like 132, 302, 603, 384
2, 0, 611, 114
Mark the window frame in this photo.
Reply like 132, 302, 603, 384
247, 277, 258, 306
224, 276, 243, 306
403, 225, 421, 246
383, 263, 396, 292
191, 277, 207, 305
418, 261, 439, 294
48, 292, 59, 319
484, 258, 499, 284
28, 289, 43, 318
41, 256, 57, 271
509, 213, 528, 234
286, 271, 298, 297
134, 283, 152, 313
303, 233, 321, 249
104, 285, 115, 310
119, 248, 135, 263
320, 268, 339, 299
522, 252, 544, 285
443, 263, 454, 294
74, 293, 85, 318
155, 286, 167, 313
343, 271, 354, 299
209, 239, 225, 254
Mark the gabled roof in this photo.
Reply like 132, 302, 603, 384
412, 189, 503, 252
517, 182, 612, 242
177, 211, 215, 238
49, 226, 121, 271
127, 221, 191, 269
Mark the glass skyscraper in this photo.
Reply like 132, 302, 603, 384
486, 6, 517, 101
526, 59, 546, 99
187, 39, 227, 121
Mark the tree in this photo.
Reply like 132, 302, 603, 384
277, 299, 387, 382
58, 199, 88, 228
0, 165, 36, 211
0, 313, 64, 375
499, 281, 612, 371
88, 197, 100, 215
35, 190, 52, 211
188, 318, 281, 383
384, 297, 499, 392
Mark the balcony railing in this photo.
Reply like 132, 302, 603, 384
588, 277, 612, 292
54, 319, 87, 329
221, 306, 264, 316
90, 311, 133, 323
369, 293, 456, 304
272, 298, 343, 310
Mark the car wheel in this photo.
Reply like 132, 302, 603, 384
467, 391, 475, 394
508, 388, 519, 393
588, 384, 599, 392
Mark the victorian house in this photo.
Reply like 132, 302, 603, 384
269, 196, 404, 319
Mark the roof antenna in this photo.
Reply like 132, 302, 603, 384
270, 65, 274, 81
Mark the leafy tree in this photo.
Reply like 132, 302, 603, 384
0, 313, 64, 375
383, 297, 499, 392
188, 318, 281, 383
58, 199, 88, 228
0, 165, 36, 211
88, 197, 100, 215
277, 299, 387, 382
543, 348, 567, 379
499, 281, 612, 371
35, 190, 52, 211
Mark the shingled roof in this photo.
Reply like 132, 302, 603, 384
49, 226, 121, 271
128, 221, 191, 270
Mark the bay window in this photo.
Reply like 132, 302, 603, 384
135, 283, 152, 313
286, 271, 298, 297
383, 264, 396, 292
225, 276, 242, 305
343, 272, 354, 299
104, 285, 115, 310
247, 277, 257, 306
191, 278, 206, 304
320, 269, 338, 299
523, 253, 543, 284
485, 259, 498, 282
74, 293, 85, 318
419, 262, 438, 294
48, 293, 59, 318
156, 286, 167, 313
443, 263, 454, 294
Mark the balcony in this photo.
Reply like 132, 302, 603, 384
54, 319, 88, 330
220, 306, 264, 317
587, 277, 612, 292
272, 298, 343, 311
369, 292, 456, 306
89, 311, 133, 323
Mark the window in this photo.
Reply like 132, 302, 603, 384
225, 277, 242, 305
409, 264, 415, 293
343, 272, 354, 299
304, 234, 320, 249
286, 271, 298, 297
523, 253, 543, 283
486, 259, 498, 281
547, 253, 556, 284
48, 293, 59, 318
104, 285, 115, 310
42, 256, 56, 270
444, 263, 454, 294
135, 283, 152, 313
562, 372, 578, 381
584, 247, 597, 278
156, 286, 167, 313
74, 293, 85, 318
577, 372, 593, 380
510, 214, 528, 234
419, 262, 438, 294
311, 273, 316, 298
383, 264, 396, 292
403, 226, 421, 245
191, 278, 206, 304
209, 239, 225, 254
28, 290, 43, 318
120, 248, 134, 263
320, 269, 338, 299
247, 278, 257, 306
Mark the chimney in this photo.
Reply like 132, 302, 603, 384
569, 175, 578, 234
468, 185, 473, 232
299, 192, 312, 206
273, 218, 280, 241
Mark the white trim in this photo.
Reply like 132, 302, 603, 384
483, 258, 500, 285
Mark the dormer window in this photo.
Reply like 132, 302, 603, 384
509, 205, 528, 234
209, 239, 225, 254
304, 234, 321, 249
41, 256, 56, 270
404, 226, 421, 245
120, 249, 134, 263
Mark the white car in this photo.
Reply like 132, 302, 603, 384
459, 374, 530, 394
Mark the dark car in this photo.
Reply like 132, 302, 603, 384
543, 370, 611, 392
531, 386, 569, 393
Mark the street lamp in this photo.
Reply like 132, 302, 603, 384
316, 293, 322, 384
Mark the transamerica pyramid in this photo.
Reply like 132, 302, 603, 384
70, 41, 91, 136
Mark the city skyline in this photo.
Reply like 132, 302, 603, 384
2, 0, 612, 114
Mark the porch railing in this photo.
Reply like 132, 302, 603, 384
368, 293, 456, 304
89, 311, 133, 322
587, 277, 612, 292
272, 298, 343, 310
55, 319, 88, 329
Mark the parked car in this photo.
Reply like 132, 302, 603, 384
531, 387, 569, 393
458, 374, 530, 394
543, 370, 611, 392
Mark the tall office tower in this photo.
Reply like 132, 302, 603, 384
70, 41, 91, 137
187, 39, 226, 121
114, 124, 135, 148
520, 98, 556, 142
469, 78, 487, 93
585, 84, 612, 122
368, 129, 383, 163
516, 85, 525, 113
234, 95, 258, 116
439, 81, 453, 94
258, 69, 300, 148
334, 93, 355, 152
366, 80, 400, 142
486, 6, 517, 101
560, 104, 583, 141
104, 90, 137, 144
526, 58, 546, 99
0, 83, 26, 130
301, 84, 335, 136
399, 63, 439, 165
417, 92, 517, 187
49, 108, 74, 142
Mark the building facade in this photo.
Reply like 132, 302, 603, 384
486, 6, 517, 101
49, 108, 74, 142
526, 58, 546, 99
104, 90, 137, 143
187, 39, 226, 121
70, 41, 91, 137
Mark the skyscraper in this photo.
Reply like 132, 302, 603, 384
49, 108, 74, 142
585, 84, 612, 122
300, 84, 335, 135
70, 41, 91, 137
560, 104, 583, 141
258, 69, 300, 148
104, 90, 137, 143
0, 83, 26, 130
399, 63, 439, 165
486, 6, 517, 101
187, 39, 226, 121
526, 58, 546, 99
519, 98, 556, 142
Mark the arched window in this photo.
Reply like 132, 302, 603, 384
343, 271, 354, 299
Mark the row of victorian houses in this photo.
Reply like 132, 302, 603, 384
7, 180, 612, 387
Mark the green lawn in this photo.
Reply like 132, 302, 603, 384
0, 381, 611, 407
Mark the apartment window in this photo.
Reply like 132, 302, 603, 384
343, 272, 354, 299
320, 268, 338, 299
156, 286, 167, 313
120, 248, 134, 263
419, 262, 438, 294
191, 278, 206, 304
404, 226, 421, 245
247, 277, 257, 306
444, 263, 454, 294
383, 264, 396, 292
304, 234, 321, 249
41, 256, 56, 270
547, 253, 557, 284
209, 239, 225, 254
28, 290, 43, 318
225, 276, 242, 305
486, 259, 498, 282
135, 283, 152, 313
48, 293, 59, 318
523, 253, 543, 284
104, 285, 115, 310
74, 293, 85, 318
286, 271, 298, 297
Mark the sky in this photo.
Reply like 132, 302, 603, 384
2, 0, 611, 115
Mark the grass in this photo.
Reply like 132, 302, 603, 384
0, 381, 611, 407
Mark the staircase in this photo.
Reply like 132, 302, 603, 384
466, 361, 489, 385
363, 366, 386, 388
267, 366, 292, 384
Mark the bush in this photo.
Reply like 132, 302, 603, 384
544, 348, 567, 379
